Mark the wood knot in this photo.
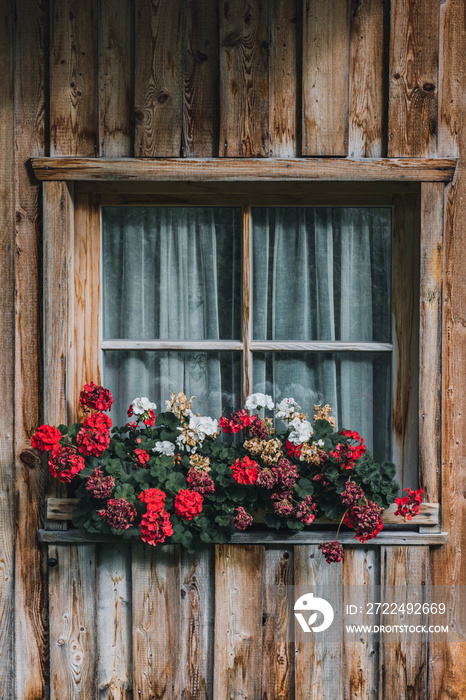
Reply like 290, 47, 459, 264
57, 638, 65, 646
423, 82, 436, 92
134, 110, 144, 122
157, 92, 169, 105
20, 448, 41, 468
195, 51, 208, 62
393, 73, 400, 80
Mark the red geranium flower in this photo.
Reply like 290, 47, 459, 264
139, 488, 167, 512
77, 412, 111, 457
135, 448, 150, 466
140, 508, 173, 545
230, 456, 259, 485
174, 489, 204, 520
79, 382, 113, 412
394, 488, 423, 520
48, 446, 85, 483
219, 409, 252, 435
143, 409, 155, 427
285, 439, 301, 460
98, 498, 137, 530
31, 424, 62, 455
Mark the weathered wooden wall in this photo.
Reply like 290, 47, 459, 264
1, 0, 465, 697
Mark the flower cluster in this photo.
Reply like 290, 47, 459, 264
86, 467, 115, 499
48, 447, 85, 482
98, 498, 137, 530
394, 488, 424, 520
38, 385, 422, 560
77, 412, 112, 457
230, 456, 259, 485
139, 488, 173, 545
80, 382, 114, 412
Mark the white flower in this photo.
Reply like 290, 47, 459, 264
244, 393, 274, 411
153, 441, 175, 457
275, 397, 301, 419
316, 439, 325, 447
288, 416, 313, 446
131, 396, 157, 415
188, 414, 218, 440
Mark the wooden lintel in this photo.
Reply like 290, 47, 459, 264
46, 497, 439, 526
30, 157, 457, 182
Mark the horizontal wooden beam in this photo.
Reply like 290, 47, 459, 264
101, 339, 393, 352
46, 498, 439, 526
30, 157, 457, 182
38, 527, 447, 546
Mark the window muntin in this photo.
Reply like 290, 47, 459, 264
101, 204, 395, 463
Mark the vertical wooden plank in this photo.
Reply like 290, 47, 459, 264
343, 548, 379, 700
269, 0, 298, 157
379, 547, 429, 700
49, 545, 97, 700
43, 180, 74, 520
134, 0, 183, 157
0, 3, 15, 697
73, 191, 101, 418
97, 545, 132, 699
99, 0, 133, 157
182, 0, 219, 158
294, 546, 343, 700
213, 544, 264, 699
387, 0, 439, 157
132, 544, 180, 699
50, 0, 98, 156
179, 547, 214, 700
14, 2, 49, 696
348, 0, 387, 157
219, 0, 269, 157
438, 0, 462, 158
419, 182, 443, 503
302, 0, 350, 156
392, 193, 420, 489
434, 4, 466, 697
261, 547, 295, 700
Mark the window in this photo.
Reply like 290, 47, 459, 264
89, 183, 419, 483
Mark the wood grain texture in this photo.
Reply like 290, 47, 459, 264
438, 0, 463, 158
0, 3, 15, 696
14, 3, 49, 696
343, 548, 380, 700
348, 0, 387, 157
379, 547, 429, 700
419, 183, 443, 503
38, 529, 449, 546
179, 547, 214, 700
134, 0, 183, 157
50, 0, 98, 156
49, 545, 97, 699
182, 0, 219, 157
432, 6, 466, 698
388, 0, 439, 157
261, 547, 294, 700
43, 181, 74, 520
30, 156, 458, 182
392, 193, 420, 488
97, 545, 132, 699
47, 499, 440, 526
99, 0, 133, 157
302, 0, 350, 156
269, 0, 299, 157
213, 545, 264, 699
219, 0, 269, 157
132, 544, 180, 699
73, 191, 101, 418
294, 545, 343, 700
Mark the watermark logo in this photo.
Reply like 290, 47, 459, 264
294, 592, 334, 633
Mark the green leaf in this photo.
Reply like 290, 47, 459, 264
113, 483, 136, 501
264, 513, 282, 530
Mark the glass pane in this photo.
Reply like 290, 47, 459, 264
252, 207, 392, 342
253, 351, 391, 462
104, 350, 242, 426
102, 207, 242, 340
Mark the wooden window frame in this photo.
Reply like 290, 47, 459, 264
35, 157, 452, 544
